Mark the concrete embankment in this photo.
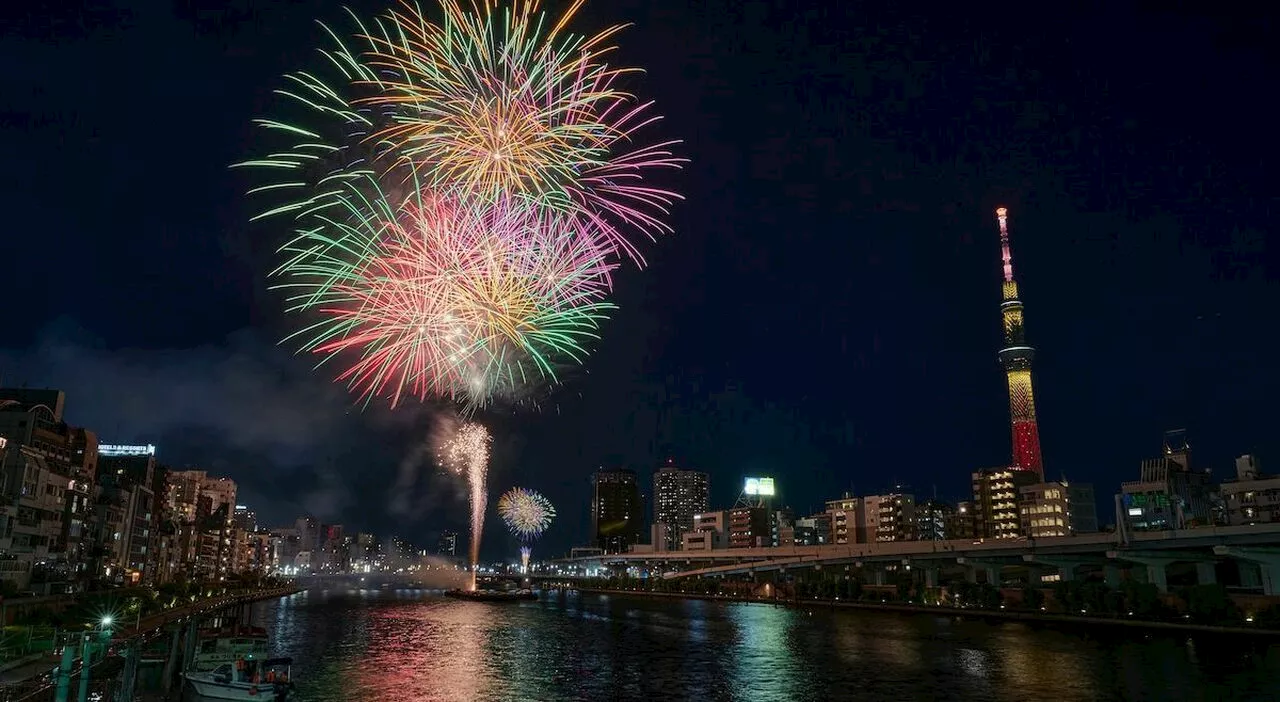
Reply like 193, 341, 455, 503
571, 587, 1280, 637
117, 585, 303, 639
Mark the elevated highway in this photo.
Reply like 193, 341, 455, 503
550, 524, 1280, 595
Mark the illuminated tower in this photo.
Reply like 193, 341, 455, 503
996, 207, 1044, 476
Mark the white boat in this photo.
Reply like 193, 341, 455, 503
190, 626, 271, 672
184, 657, 294, 701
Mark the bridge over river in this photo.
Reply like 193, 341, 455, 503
549, 523, 1280, 595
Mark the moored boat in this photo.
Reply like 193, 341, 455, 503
184, 656, 294, 701
190, 626, 270, 672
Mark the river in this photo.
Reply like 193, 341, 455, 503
243, 588, 1279, 701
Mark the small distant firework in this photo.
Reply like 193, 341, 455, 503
439, 421, 492, 589
497, 487, 556, 541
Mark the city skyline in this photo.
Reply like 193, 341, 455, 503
2, 2, 1276, 558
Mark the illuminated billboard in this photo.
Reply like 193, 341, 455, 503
743, 477, 776, 497
99, 444, 156, 457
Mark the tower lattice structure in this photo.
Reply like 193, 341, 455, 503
995, 207, 1043, 476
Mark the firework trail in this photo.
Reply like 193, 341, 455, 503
439, 421, 491, 589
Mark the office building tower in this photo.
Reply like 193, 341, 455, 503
652, 461, 709, 551
592, 469, 641, 553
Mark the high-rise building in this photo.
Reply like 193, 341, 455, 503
1019, 481, 1098, 537
232, 505, 258, 533
825, 495, 860, 544
727, 506, 770, 548
296, 516, 320, 554
0, 389, 77, 591
858, 496, 881, 544
995, 208, 1044, 477
167, 470, 238, 580
319, 524, 346, 572
771, 507, 795, 547
872, 491, 917, 542
916, 500, 955, 541
63, 428, 97, 579
972, 467, 1041, 539
1221, 455, 1280, 525
651, 461, 709, 552
97, 445, 161, 584
437, 530, 458, 556
1119, 430, 1213, 532
947, 501, 978, 541
592, 469, 641, 553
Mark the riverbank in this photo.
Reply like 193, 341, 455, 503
0, 584, 302, 694
572, 587, 1280, 637
116, 584, 302, 639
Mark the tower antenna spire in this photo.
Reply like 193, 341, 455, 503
997, 207, 1014, 282
995, 207, 1044, 477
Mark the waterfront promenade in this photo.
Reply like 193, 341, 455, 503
0, 584, 300, 697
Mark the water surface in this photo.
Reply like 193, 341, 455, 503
252, 589, 1279, 701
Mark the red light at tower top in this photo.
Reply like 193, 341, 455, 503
995, 207, 1044, 476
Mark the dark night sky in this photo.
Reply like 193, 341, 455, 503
1, 1, 1276, 558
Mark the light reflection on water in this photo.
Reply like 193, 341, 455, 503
250, 590, 1280, 702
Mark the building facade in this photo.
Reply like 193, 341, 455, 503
682, 511, 729, 551
651, 463, 709, 552
973, 468, 1041, 539
166, 470, 238, 580
916, 500, 954, 541
592, 469, 641, 553
1120, 430, 1213, 533
1221, 455, 1280, 526
727, 506, 770, 548
825, 495, 861, 544
437, 530, 458, 556
1018, 481, 1098, 537
871, 492, 916, 542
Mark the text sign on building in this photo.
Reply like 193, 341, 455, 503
99, 444, 156, 456
744, 477, 776, 497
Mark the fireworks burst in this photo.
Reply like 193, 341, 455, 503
363, 0, 685, 261
439, 421, 491, 589
497, 487, 557, 541
241, 1, 681, 586
240, 0, 681, 408
278, 180, 617, 408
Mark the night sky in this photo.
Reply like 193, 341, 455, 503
2, 1, 1276, 558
